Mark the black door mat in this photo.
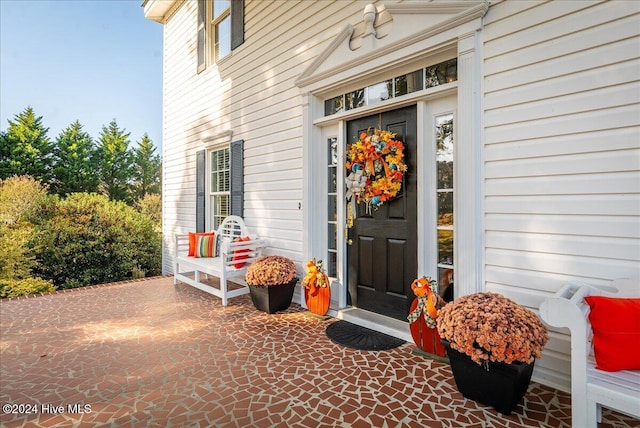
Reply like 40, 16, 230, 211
325, 320, 406, 351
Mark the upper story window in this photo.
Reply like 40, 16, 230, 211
197, 0, 244, 73
212, 0, 231, 61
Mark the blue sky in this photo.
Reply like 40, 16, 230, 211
0, 0, 163, 152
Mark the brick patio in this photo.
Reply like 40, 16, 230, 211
1, 277, 637, 427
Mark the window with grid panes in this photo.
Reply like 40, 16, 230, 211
197, 0, 244, 73
327, 137, 338, 277
210, 147, 230, 229
211, 0, 231, 61
435, 114, 454, 301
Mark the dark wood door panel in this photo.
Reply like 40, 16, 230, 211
347, 105, 417, 321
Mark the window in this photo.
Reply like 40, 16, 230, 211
435, 114, 454, 301
323, 59, 456, 115
196, 140, 243, 232
209, 147, 230, 229
327, 137, 338, 277
197, 0, 244, 73
211, 0, 231, 61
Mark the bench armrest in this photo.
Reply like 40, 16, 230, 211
220, 237, 266, 268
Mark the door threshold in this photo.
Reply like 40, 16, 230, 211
327, 307, 413, 343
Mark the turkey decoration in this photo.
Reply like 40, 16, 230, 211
302, 259, 331, 316
407, 276, 447, 357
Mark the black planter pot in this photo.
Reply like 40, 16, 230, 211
442, 339, 535, 415
248, 278, 298, 314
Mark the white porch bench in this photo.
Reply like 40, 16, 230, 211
174, 216, 265, 306
539, 279, 640, 427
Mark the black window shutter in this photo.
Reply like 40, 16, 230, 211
196, 0, 206, 73
230, 0, 245, 50
196, 149, 206, 232
230, 140, 244, 217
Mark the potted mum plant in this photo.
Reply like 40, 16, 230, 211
436, 292, 549, 415
245, 255, 298, 314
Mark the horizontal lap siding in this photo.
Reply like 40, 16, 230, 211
162, 1, 363, 270
483, 0, 640, 391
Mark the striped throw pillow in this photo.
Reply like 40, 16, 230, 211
188, 232, 214, 256
195, 234, 216, 258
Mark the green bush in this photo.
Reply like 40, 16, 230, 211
29, 193, 161, 289
0, 176, 55, 298
0, 225, 37, 281
0, 175, 48, 225
135, 193, 162, 231
0, 278, 56, 298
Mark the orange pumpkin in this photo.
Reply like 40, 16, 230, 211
302, 259, 331, 316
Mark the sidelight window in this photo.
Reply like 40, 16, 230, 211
435, 114, 454, 301
327, 137, 338, 277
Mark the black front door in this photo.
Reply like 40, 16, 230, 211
347, 105, 418, 321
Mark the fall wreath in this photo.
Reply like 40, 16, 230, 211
345, 129, 406, 215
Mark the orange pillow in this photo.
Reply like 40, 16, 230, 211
232, 236, 251, 268
188, 232, 214, 257
584, 295, 640, 372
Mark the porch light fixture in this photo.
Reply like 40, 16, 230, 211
363, 4, 377, 37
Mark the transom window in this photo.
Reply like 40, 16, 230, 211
324, 58, 457, 116
209, 147, 230, 229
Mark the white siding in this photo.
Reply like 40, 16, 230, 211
482, 0, 640, 390
161, 1, 367, 272
158, 0, 639, 393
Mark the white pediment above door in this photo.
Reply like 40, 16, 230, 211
295, 1, 489, 93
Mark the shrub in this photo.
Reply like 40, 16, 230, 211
135, 193, 162, 230
0, 278, 56, 298
0, 225, 37, 282
29, 193, 161, 289
0, 175, 47, 225
0, 176, 55, 298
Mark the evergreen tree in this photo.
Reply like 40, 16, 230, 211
132, 133, 161, 199
0, 107, 54, 184
96, 119, 133, 203
52, 120, 99, 195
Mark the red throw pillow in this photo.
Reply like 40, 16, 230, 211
188, 232, 215, 257
232, 236, 251, 268
584, 295, 640, 372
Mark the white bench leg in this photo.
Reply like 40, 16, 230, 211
221, 273, 228, 306
174, 262, 179, 285
586, 400, 599, 428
